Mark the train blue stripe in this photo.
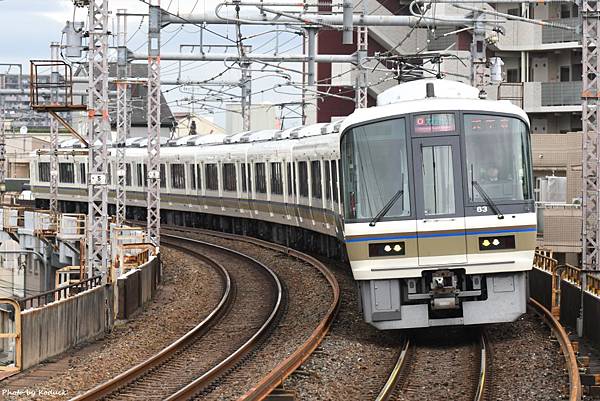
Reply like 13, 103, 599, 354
344, 227, 537, 243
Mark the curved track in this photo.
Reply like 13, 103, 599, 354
71, 234, 283, 401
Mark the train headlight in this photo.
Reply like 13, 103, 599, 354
478, 235, 515, 251
369, 242, 405, 257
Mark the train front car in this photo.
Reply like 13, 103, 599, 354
340, 79, 536, 330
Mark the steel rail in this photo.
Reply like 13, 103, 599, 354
160, 225, 341, 401
529, 298, 582, 401
374, 338, 411, 401
375, 331, 487, 401
69, 236, 236, 401
474, 332, 490, 401
163, 233, 284, 401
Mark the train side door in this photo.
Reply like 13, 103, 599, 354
411, 136, 467, 266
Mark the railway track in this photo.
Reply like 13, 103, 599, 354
375, 298, 582, 401
71, 234, 283, 401
71, 228, 340, 401
375, 329, 489, 401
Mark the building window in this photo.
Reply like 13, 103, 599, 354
311, 160, 322, 199
38, 162, 50, 182
171, 163, 186, 189
222, 163, 237, 191
270, 162, 283, 195
255, 163, 267, 194
189, 164, 197, 190
298, 161, 309, 197
506, 68, 520, 83
59, 163, 75, 183
560, 66, 570, 82
79, 163, 86, 184
205, 164, 218, 190
572, 64, 583, 81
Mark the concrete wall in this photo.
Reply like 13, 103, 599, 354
116, 256, 160, 320
21, 284, 114, 370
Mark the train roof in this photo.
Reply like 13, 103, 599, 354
56, 80, 529, 151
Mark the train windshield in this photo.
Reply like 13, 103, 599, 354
464, 114, 532, 202
341, 118, 411, 222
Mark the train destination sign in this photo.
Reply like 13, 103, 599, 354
414, 113, 455, 133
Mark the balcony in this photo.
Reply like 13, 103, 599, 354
536, 202, 581, 253
542, 17, 579, 44
541, 81, 581, 107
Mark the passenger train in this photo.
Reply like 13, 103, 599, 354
30, 79, 536, 330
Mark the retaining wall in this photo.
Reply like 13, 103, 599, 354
117, 256, 161, 320
21, 284, 114, 370
531, 267, 600, 348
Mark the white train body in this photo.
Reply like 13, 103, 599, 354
30, 79, 536, 329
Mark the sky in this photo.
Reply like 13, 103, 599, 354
0, 0, 307, 128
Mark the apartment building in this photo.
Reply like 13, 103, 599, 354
315, 1, 583, 264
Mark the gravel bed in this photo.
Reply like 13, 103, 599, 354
394, 328, 481, 401
175, 231, 335, 400
486, 312, 569, 401
0, 247, 223, 401
281, 257, 404, 400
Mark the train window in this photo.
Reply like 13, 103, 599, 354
255, 163, 267, 194
136, 163, 147, 187
38, 162, 50, 182
108, 164, 113, 185
205, 164, 218, 190
247, 163, 252, 193
340, 118, 410, 222
79, 163, 86, 184
421, 145, 455, 215
298, 161, 309, 197
311, 160, 322, 200
332, 160, 339, 203
270, 162, 283, 195
287, 162, 295, 196
223, 163, 237, 191
324, 161, 331, 200
171, 164, 186, 189
126, 164, 132, 186
464, 114, 532, 202
160, 164, 166, 189
59, 163, 75, 183
241, 164, 248, 192
189, 164, 197, 190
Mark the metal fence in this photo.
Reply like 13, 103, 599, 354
18, 275, 102, 310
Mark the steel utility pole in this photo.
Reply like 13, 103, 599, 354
580, 0, 600, 336
147, 0, 161, 247
116, 9, 129, 226
50, 42, 60, 223
86, 0, 110, 279
470, 12, 487, 89
240, 61, 251, 131
355, 25, 368, 108
0, 74, 5, 197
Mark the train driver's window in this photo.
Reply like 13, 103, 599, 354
464, 114, 532, 202
340, 118, 409, 222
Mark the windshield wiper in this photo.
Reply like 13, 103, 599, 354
472, 180, 504, 219
370, 187, 404, 227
